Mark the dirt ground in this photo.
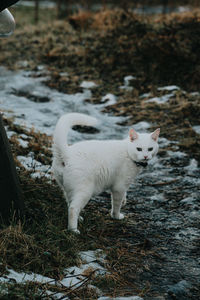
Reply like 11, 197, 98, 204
0, 6, 200, 300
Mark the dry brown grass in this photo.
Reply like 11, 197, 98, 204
0, 221, 39, 272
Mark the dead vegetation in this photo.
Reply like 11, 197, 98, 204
0, 5, 200, 299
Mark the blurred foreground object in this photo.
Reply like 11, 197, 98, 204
0, 0, 19, 37
0, 0, 24, 222
0, 114, 24, 221
0, 0, 19, 12
0, 8, 15, 37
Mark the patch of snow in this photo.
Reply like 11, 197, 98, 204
167, 150, 187, 158
167, 280, 191, 297
180, 196, 196, 206
0, 68, 127, 142
175, 228, 200, 241
16, 60, 29, 68
158, 137, 172, 147
133, 5, 190, 15
120, 86, 133, 92
5, 130, 16, 139
124, 75, 136, 85
150, 193, 165, 203
139, 92, 151, 99
61, 263, 106, 288
157, 85, 180, 91
17, 154, 51, 179
0, 250, 108, 294
146, 93, 174, 104
45, 290, 69, 299
0, 269, 55, 285
178, 6, 191, 13
19, 133, 29, 140
60, 72, 69, 77
182, 176, 200, 186
190, 92, 200, 97
192, 125, 200, 135
101, 93, 117, 106
98, 296, 143, 300
132, 121, 151, 132
62, 249, 107, 288
80, 249, 105, 264
17, 138, 29, 148
120, 75, 136, 91
80, 81, 98, 89
184, 159, 198, 172
17, 1, 56, 8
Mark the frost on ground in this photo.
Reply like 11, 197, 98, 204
17, 153, 51, 179
0, 69, 200, 299
0, 250, 108, 299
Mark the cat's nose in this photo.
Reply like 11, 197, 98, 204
144, 156, 148, 160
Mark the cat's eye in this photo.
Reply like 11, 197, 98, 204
148, 147, 153, 151
136, 147, 142, 152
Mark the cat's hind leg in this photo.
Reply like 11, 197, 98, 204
110, 190, 126, 220
67, 189, 92, 234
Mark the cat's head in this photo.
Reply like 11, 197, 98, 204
127, 128, 160, 163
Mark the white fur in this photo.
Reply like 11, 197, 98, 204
52, 113, 160, 234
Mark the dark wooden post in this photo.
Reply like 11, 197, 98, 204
0, 114, 24, 221
35, 0, 39, 23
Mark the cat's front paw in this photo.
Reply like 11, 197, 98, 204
111, 212, 125, 220
118, 213, 125, 220
70, 228, 80, 234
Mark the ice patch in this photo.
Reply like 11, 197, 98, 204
17, 138, 29, 148
192, 125, 200, 135
80, 249, 106, 264
98, 296, 143, 300
132, 121, 151, 132
80, 81, 98, 89
63, 249, 107, 288
101, 93, 117, 106
157, 85, 180, 91
0, 269, 55, 285
139, 92, 151, 99
17, 154, 51, 179
146, 93, 174, 104
120, 75, 136, 91
175, 228, 200, 241
0, 250, 107, 294
190, 92, 200, 97
180, 196, 196, 206
19, 133, 29, 140
17, 1, 56, 8
184, 159, 198, 171
124, 75, 136, 86
0, 68, 128, 142
45, 290, 68, 299
150, 193, 165, 203
5, 130, 16, 139
167, 150, 186, 158
60, 71, 69, 77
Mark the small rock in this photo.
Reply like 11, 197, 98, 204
167, 280, 191, 298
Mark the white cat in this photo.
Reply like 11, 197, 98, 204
52, 113, 160, 234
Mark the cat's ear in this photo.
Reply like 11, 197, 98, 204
129, 128, 138, 142
151, 128, 160, 141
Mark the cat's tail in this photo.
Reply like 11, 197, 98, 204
53, 113, 98, 164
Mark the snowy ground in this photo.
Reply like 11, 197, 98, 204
0, 67, 200, 299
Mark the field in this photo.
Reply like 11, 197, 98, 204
0, 4, 200, 299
